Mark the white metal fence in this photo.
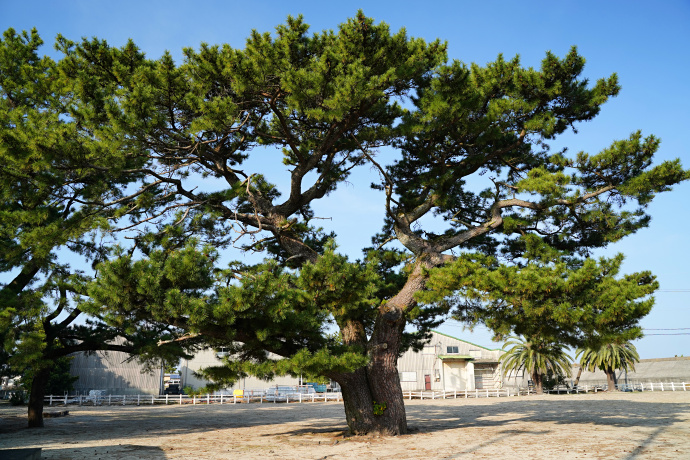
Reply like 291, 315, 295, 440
403, 388, 521, 399
44, 381, 689, 407
44, 391, 343, 406
545, 381, 690, 394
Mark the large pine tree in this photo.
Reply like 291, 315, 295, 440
10, 13, 689, 434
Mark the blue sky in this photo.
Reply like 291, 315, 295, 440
2, 0, 689, 358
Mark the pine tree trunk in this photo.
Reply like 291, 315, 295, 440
332, 258, 437, 436
338, 368, 377, 435
367, 347, 407, 436
334, 346, 408, 434
334, 309, 409, 435
336, 362, 408, 435
27, 366, 51, 428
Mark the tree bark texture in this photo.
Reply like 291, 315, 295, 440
532, 371, 544, 395
27, 366, 51, 428
605, 367, 618, 391
366, 314, 408, 435
337, 369, 377, 435
332, 291, 411, 434
335, 352, 408, 435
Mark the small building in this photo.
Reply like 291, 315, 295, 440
397, 330, 504, 392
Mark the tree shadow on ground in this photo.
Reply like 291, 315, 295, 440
0, 403, 345, 450
402, 398, 690, 433
41, 444, 167, 459
0, 397, 688, 451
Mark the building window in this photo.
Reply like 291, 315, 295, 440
446, 346, 459, 354
400, 371, 417, 382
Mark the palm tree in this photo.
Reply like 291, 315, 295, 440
576, 341, 639, 391
499, 336, 572, 394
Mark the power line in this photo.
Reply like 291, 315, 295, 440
644, 333, 690, 336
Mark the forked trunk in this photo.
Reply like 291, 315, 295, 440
334, 258, 436, 435
337, 355, 408, 436
335, 307, 408, 435
27, 366, 51, 428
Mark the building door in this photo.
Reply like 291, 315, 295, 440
473, 365, 496, 389
424, 374, 431, 390
442, 362, 466, 391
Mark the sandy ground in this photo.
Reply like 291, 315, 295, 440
1, 391, 689, 459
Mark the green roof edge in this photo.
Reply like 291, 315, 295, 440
431, 329, 503, 352
438, 354, 474, 360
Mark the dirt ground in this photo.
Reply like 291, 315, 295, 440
1, 391, 689, 459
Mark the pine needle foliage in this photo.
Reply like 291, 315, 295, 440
4, 11, 688, 434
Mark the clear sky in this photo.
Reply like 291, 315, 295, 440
2, 0, 689, 359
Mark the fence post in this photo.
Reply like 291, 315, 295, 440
683, 382, 687, 391
220, 394, 224, 405
193, 395, 196, 405
179, 394, 182, 405
123, 395, 126, 406
152, 395, 155, 405
207, 394, 210, 405
166, 394, 169, 405
108, 395, 111, 406
49, 395, 53, 406
137, 395, 140, 406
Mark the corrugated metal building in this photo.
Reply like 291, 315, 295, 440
572, 356, 690, 387
181, 348, 301, 392
69, 349, 162, 395
397, 331, 504, 391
